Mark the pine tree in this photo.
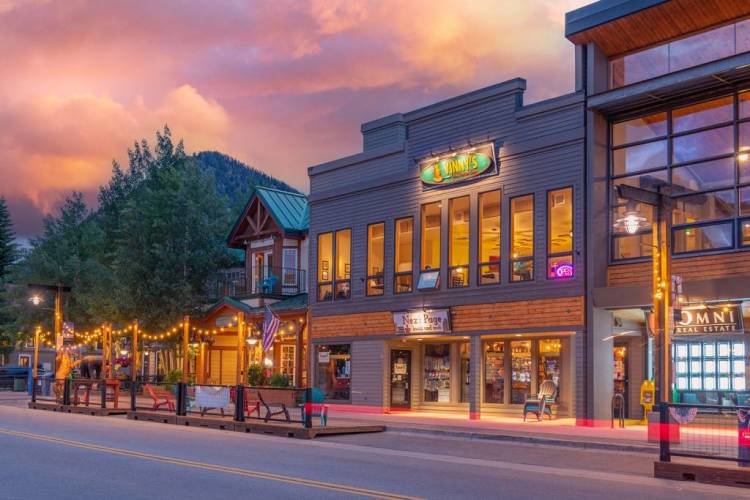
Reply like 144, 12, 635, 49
0, 197, 16, 279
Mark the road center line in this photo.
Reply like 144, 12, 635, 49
0, 428, 421, 500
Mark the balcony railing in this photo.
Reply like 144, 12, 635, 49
210, 267, 307, 299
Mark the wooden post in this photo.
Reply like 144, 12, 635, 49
182, 315, 190, 383
54, 284, 63, 350
651, 212, 661, 399
295, 318, 304, 387
197, 341, 205, 384
236, 312, 245, 386
660, 195, 672, 403
32, 326, 41, 379
132, 320, 139, 382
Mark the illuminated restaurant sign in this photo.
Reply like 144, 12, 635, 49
393, 309, 451, 334
419, 144, 496, 187
674, 304, 744, 336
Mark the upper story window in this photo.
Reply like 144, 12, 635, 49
610, 19, 750, 89
448, 196, 469, 288
610, 91, 750, 260
547, 188, 574, 279
510, 194, 534, 282
419, 202, 441, 290
366, 223, 385, 296
394, 217, 413, 294
317, 229, 351, 301
478, 190, 501, 285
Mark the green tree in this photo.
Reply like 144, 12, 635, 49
0, 197, 16, 278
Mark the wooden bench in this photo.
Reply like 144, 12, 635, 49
144, 384, 175, 412
254, 389, 297, 422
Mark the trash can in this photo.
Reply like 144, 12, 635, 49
13, 377, 27, 392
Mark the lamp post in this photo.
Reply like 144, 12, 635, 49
27, 282, 71, 351
614, 184, 673, 403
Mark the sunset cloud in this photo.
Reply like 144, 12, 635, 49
0, 0, 588, 236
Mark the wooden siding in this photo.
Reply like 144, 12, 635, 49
608, 252, 750, 286
351, 340, 385, 407
568, 0, 750, 57
311, 296, 583, 339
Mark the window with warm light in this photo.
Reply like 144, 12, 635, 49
448, 196, 469, 288
610, 91, 750, 259
394, 217, 413, 293
335, 229, 351, 299
547, 188, 573, 279
366, 223, 384, 296
317, 232, 333, 301
510, 195, 534, 282
478, 191, 501, 285
420, 202, 441, 289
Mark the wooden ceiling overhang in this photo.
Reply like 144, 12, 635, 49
567, 0, 750, 57
227, 196, 282, 249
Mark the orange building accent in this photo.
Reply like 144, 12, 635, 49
311, 296, 584, 338
608, 252, 750, 287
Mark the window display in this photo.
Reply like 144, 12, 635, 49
484, 342, 505, 404
511, 341, 532, 404
424, 344, 451, 403
315, 344, 351, 400
673, 340, 747, 399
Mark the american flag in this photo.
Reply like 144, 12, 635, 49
262, 305, 280, 352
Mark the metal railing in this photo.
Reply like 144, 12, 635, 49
657, 402, 750, 466
209, 267, 307, 299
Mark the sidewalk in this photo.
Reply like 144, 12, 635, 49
325, 406, 656, 453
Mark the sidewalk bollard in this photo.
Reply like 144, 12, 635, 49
304, 387, 313, 429
130, 381, 137, 412
63, 379, 71, 406
101, 380, 107, 409
31, 377, 37, 403
659, 403, 670, 463
176, 382, 187, 416
234, 385, 245, 422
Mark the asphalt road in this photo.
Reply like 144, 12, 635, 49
0, 402, 746, 499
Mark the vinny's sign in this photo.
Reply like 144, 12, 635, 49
393, 309, 451, 334
674, 304, 744, 336
419, 144, 496, 187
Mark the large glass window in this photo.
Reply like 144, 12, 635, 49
420, 202, 441, 289
610, 19, 750, 88
448, 196, 469, 288
479, 191, 501, 285
510, 195, 534, 282
484, 342, 505, 404
511, 341, 532, 404
317, 232, 333, 301
610, 91, 750, 260
547, 188, 573, 279
335, 229, 351, 299
315, 344, 351, 400
394, 217, 413, 293
366, 223, 384, 296
423, 344, 451, 403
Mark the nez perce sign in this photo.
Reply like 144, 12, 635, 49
674, 305, 744, 336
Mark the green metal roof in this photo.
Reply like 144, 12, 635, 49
255, 187, 309, 234
204, 294, 308, 320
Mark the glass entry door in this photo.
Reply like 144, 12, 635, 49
390, 350, 411, 409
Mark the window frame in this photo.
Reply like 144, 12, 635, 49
334, 228, 352, 300
420, 201, 442, 290
509, 193, 535, 283
393, 216, 414, 294
546, 186, 574, 280
477, 189, 502, 286
366, 221, 386, 297
316, 228, 353, 302
447, 195, 470, 289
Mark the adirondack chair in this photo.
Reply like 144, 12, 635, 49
145, 384, 175, 411
523, 380, 558, 422
300, 388, 329, 426
261, 274, 279, 294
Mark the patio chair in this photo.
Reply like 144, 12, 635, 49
261, 275, 279, 294
523, 380, 558, 422
144, 384, 175, 412
300, 388, 329, 426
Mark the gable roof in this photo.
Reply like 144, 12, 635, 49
255, 187, 309, 233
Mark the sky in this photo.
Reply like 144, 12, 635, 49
0, 0, 588, 239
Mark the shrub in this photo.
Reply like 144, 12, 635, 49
247, 363, 267, 387
269, 373, 291, 388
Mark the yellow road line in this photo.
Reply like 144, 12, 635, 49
0, 428, 421, 500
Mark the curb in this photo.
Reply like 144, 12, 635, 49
382, 425, 657, 454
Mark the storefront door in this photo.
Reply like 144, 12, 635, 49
390, 350, 411, 409
613, 344, 628, 418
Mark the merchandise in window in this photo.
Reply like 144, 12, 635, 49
423, 344, 451, 403
315, 344, 351, 400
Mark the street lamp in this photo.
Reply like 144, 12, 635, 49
614, 202, 649, 235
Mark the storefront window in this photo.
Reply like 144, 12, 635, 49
280, 345, 295, 385
317, 232, 333, 301
460, 342, 470, 403
315, 344, 351, 400
742, 220, 750, 247
423, 344, 451, 403
335, 229, 351, 299
674, 340, 746, 398
479, 191, 501, 285
547, 188, 573, 279
511, 341, 532, 404
394, 217, 413, 293
484, 342, 505, 404
448, 196, 469, 288
420, 202, 441, 289
538, 339, 561, 389
366, 223, 384, 296
510, 195, 534, 282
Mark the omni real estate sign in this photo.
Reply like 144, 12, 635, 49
674, 304, 744, 336
393, 309, 452, 335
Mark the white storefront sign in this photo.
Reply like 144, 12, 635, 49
393, 309, 451, 334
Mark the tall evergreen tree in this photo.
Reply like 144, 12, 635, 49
0, 197, 16, 279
